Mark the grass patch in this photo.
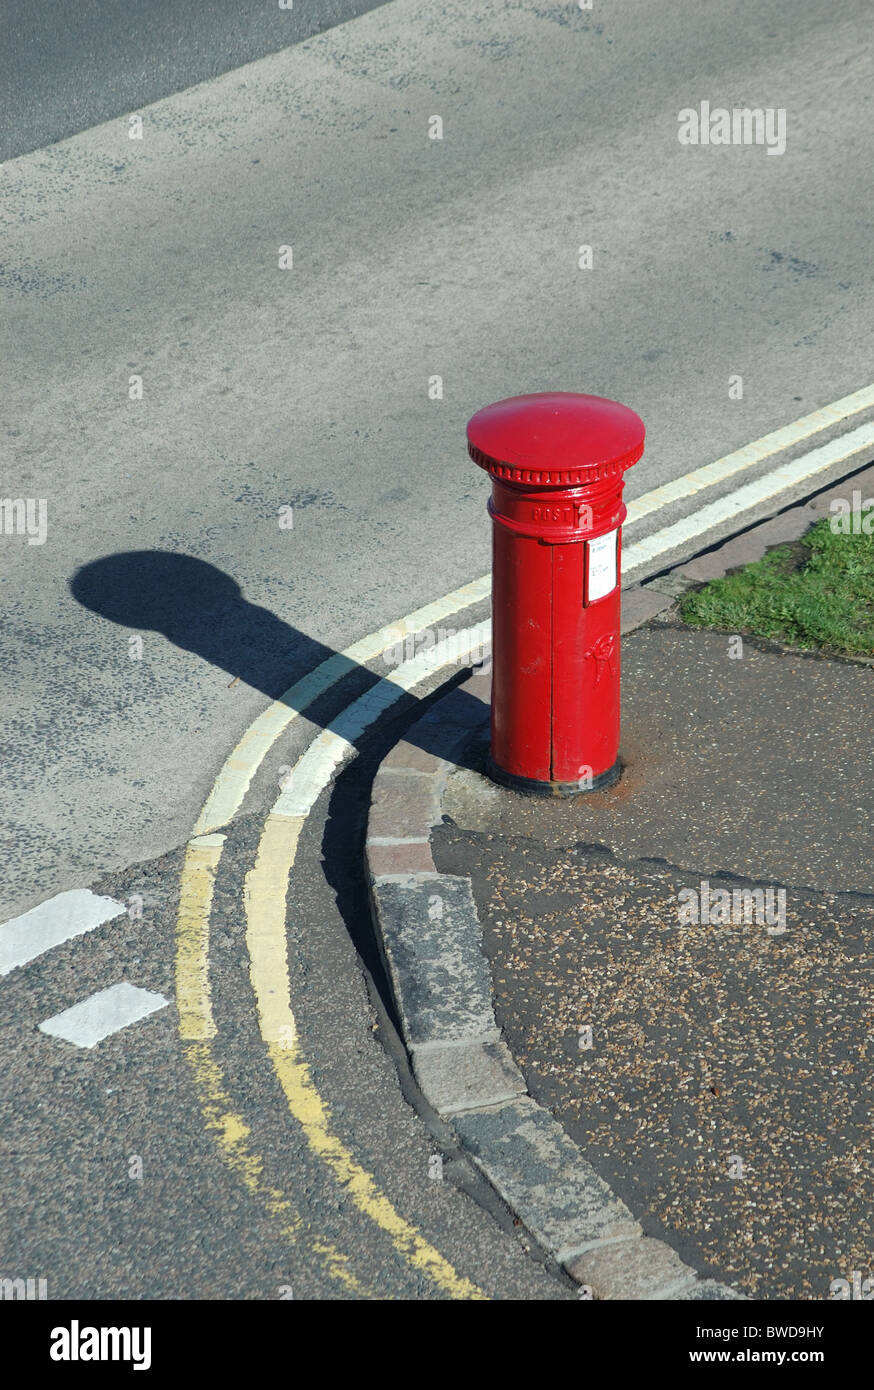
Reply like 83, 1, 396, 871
678, 517, 874, 656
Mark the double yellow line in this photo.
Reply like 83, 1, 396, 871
174, 384, 874, 1298
175, 587, 492, 1299
176, 833, 375, 1297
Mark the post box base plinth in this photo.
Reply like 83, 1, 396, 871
485, 755, 621, 798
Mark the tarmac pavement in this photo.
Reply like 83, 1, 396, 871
431, 621, 874, 1299
5, 0, 874, 1308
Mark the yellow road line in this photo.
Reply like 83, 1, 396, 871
193, 385, 874, 836
175, 836, 224, 1041
193, 574, 491, 835
244, 813, 486, 1301
624, 419, 874, 574
177, 612, 492, 1298
626, 381, 874, 526
273, 622, 491, 819
175, 837, 375, 1297
175, 387, 874, 1299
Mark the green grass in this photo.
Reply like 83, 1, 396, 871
678, 517, 874, 657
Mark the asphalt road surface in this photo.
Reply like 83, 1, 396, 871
1, 0, 873, 1302
2, 0, 872, 922
0, 0, 392, 162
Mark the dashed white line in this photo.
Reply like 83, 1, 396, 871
38, 982, 169, 1048
0, 890, 127, 978
7, 396, 873, 1001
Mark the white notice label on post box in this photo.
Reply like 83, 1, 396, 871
586, 530, 618, 603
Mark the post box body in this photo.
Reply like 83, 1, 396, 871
468, 393, 645, 795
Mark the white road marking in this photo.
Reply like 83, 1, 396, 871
0, 890, 127, 978
8, 394, 870, 984
623, 419, 874, 576
38, 982, 169, 1048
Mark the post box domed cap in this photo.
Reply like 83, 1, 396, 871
467, 391, 645, 486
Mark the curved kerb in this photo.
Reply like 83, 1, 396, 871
364, 667, 745, 1302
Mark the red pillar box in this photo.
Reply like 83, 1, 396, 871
467, 392, 645, 795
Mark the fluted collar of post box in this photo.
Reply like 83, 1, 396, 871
467, 391, 645, 487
